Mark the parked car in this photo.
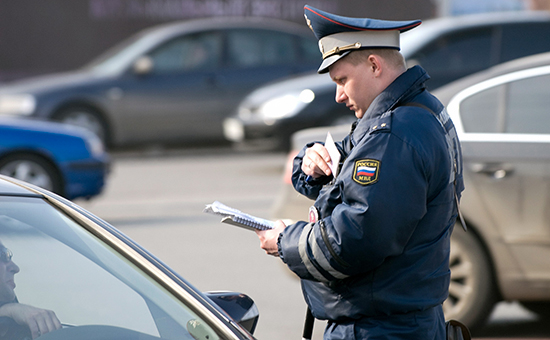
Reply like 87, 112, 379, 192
0, 17, 320, 148
0, 117, 109, 200
0, 174, 259, 339
270, 51, 550, 332
224, 10, 550, 149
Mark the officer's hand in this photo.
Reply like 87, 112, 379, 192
302, 143, 332, 178
0, 303, 61, 339
256, 220, 286, 257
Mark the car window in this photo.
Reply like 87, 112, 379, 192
149, 31, 223, 73
459, 72, 550, 134
500, 23, 550, 64
459, 85, 503, 133
411, 27, 494, 88
0, 196, 222, 340
506, 73, 550, 133
226, 29, 296, 67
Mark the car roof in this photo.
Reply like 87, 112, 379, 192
401, 10, 550, 56
136, 16, 314, 40
434, 51, 550, 105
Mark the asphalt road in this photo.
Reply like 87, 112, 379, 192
76, 145, 550, 340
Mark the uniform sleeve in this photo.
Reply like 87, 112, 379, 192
280, 131, 433, 282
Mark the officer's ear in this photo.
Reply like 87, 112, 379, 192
367, 54, 383, 77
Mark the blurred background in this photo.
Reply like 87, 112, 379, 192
2, 0, 550, 339
2, 0, 544, 82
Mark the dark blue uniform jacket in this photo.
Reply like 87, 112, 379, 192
279, 66, 464, 323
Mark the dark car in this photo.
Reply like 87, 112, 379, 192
271, 51, 550, 332
0, 174, 259, 339
0, 117, 109, 200
0, 17, 320, 148
224, 10, 550, 149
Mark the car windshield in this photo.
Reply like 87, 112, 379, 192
0, 195, 222, 340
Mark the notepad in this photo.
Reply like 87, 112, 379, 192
325, 132, 341, 177
204, 201, 274, 231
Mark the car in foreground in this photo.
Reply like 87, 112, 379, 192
224, 10, 550, 150
270, 51, 550, 332
0, 174, 259, 339
0, 117, 109, 200
0, 17, 320, 148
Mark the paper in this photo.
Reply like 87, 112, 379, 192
204, 201, 274, 231
325, 132, 341, 177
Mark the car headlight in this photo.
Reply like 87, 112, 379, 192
0, 94, 36, 115
258, 89, 315, 125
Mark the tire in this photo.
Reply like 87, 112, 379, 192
54, 106, 110, 147
0, 154, 63, 195
443, 226, 498, 332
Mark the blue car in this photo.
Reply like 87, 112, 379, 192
0, 117, 109, 200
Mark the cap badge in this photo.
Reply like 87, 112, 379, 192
304, 14, 313, 32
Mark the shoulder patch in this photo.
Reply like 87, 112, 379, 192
352, 159, 380, 185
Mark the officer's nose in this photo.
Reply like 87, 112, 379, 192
8, 260, 19, 274
335, 85, 347, 103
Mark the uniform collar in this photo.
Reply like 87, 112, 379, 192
351, 65, 429, 139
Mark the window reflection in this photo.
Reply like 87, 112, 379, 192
459, 72, 550, 134
150, 32, 222, 72
227, 29, 296, 67
506, 74, 550, 134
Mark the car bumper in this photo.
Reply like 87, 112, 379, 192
62, 155, 111, 200
224, 116, 310, 143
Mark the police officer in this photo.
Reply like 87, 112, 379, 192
256, 5, 464, 340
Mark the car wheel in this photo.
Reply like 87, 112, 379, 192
55, 106, 110, 146
443, 226, 498, 332
0, 154, 63, 195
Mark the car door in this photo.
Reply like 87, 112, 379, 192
449, 66, 550, 287
119, 30, 225, 144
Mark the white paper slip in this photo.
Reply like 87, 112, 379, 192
204, 201, 274, 231
325, 132, 341, 177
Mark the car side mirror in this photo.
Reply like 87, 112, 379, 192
133, 56, 154, 75
204, 291, 259, 335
